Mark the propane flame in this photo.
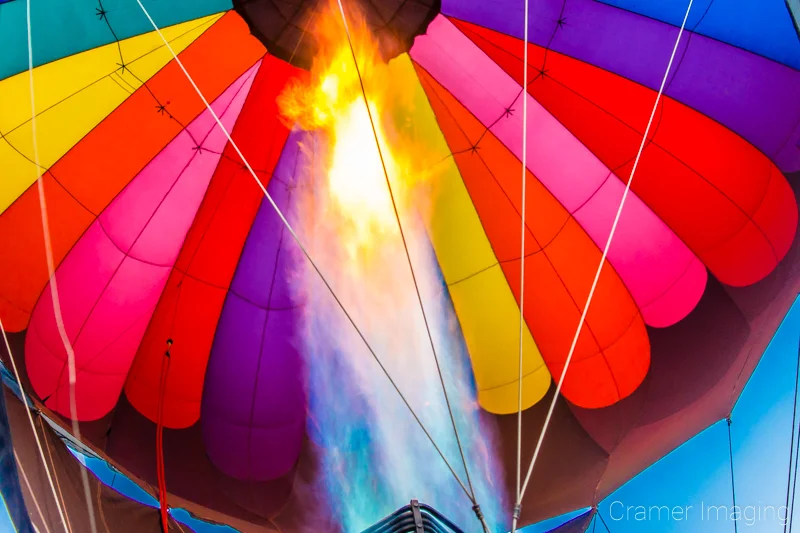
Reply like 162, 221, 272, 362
277, 4, 506, 532
278, 1, 425, 259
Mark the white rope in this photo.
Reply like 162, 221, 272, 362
25, 2, 98, 531
132, 0, 315, 255
131, 0, 475, 500
511, 1, 694, 528
513, 0, 530, 528
39, 419, 72, 533
333, 2, 493, 529
2, 321, 64, 533
14, 449, 52, 533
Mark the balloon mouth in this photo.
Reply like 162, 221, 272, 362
232, 0, 442, 70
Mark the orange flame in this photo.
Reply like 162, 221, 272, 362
278, 1, 430, 260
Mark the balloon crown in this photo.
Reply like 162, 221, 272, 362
233, 0, 441, 70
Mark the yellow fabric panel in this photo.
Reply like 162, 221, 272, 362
390, 54, 551, 414
448, 267, 551, 414
0, 14, 222, 215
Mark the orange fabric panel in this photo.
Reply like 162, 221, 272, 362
56, 12, 265, 214
0, 174, 95, 331
124, 55, 304, 428
0, 12, 264, 333
415, 64, 650, 408
454, 18, 797, 287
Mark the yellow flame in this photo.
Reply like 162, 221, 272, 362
327, 98, 397, 245
278, 1, 428, 260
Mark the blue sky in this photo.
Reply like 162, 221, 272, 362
587, 295, 800, 533
1, 497, 13, 532
520, 295, 800, 533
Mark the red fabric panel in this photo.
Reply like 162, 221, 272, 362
0, 12, 265, 333
453, 18, 798, 287
415, 63, 650, 408
124, 54, 304, 428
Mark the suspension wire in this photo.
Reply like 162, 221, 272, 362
155, 341, 172, 533
513, 0, 530, 528
132, 0, 473, 502
726, 418, 739, 533
39, 418, 72, 533
24, 1, 98, 531
14, 449, 51, 533
788, 416, 800, 532
332, 1, 489, 529
783, 340, 800, 533
2, 320, 66, 533
511, 1, 694, 528
596, 510, 613, 533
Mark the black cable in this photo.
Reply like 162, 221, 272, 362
788, 424, 800, 533
784, 339, 800, 533
727, 418, 739, 533
596, 510, 613, 533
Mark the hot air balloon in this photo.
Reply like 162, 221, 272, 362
0, 0, 798, 532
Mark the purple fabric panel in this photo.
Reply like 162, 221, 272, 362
440, 0, 800, 172
594, 0, 800, 71
201, 131, 306, 482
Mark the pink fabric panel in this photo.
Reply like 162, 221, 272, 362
410, 17, 707, 327
24, 64, 259, 421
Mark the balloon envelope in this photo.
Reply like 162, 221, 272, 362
0, 0, 798, 530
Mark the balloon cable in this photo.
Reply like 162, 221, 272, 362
156, 340, 172, 533
726, 419, 739, 533
511, 1, 695, 529
596, 511, 612, 533
39, 418, 73, 533
23, 0, 97, 531
132, 0, 475, 505
782, 340, 800, 533
514, 0, 530, 527
1, 319, 66, 533
14, 449, 51, 533
333, 1, 488, 530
